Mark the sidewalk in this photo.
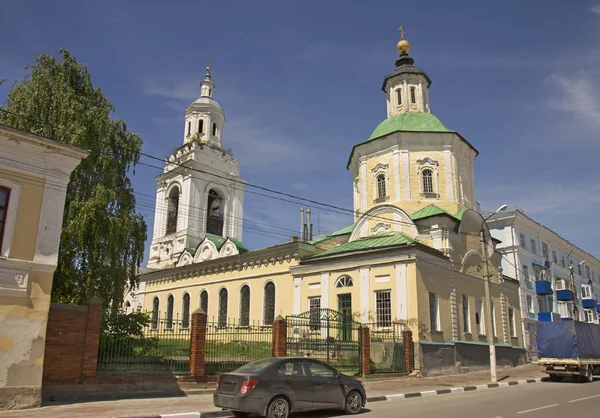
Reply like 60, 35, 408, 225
0, 364, 545, 418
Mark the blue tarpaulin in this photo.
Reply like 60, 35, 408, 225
537, 321, 600, 359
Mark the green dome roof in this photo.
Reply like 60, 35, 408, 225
367, 112, 452, 142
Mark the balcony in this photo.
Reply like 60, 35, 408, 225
596, 304, 600, 313
537, 312, 553, 322
582, 298, 597, 309
556, 289, 574, 301
535, 280, 553, 295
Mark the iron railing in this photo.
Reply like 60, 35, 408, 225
364, 322, 406, 373
97, 313, 190, 375
206, 215, 223, 236
205, 318, 272, 375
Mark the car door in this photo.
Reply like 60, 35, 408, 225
275, 360, 313, 411
305, 360, 345, 409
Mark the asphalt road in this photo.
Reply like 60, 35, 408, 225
221, 378, 600, 418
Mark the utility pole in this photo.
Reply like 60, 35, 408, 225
570, 260, 586, 321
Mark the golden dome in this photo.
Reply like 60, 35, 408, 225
397, 39, 410, 54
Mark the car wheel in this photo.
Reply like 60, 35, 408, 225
232, 412, 249, 417
267, 396, 290, 418
582, 365, 593, 383
344, 390, 363, 415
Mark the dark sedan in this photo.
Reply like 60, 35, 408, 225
213, 357, 367, 418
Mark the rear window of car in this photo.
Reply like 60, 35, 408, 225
234, 359, 275, 374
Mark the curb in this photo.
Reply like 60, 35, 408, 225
122, 378, 544, 418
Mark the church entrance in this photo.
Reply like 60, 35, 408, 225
338, 294, 353, 341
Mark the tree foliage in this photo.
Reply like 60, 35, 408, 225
0, 49, 147, 312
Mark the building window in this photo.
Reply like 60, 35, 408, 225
375, 290, 392, 328
527, 295, 534, 313
263, 282, 275, 326
522, 265, 531, 284
166, 295, 174, 329
182, 293, 190, 328
462, 294, 470, 333
309, 297, 321, 331
508, 307, 516, 337
530, 239, 537, 255
206, 189, 224, 236
187, 121, 191, 135
581, 284, 592, 299
212, 122, 217, 136
429, 292, 439, 332
557, 301, 570, 318
376, 174, 386, 199
198, 119, 204, 133
555, 278, 566, 290
335, 275, 354, 288
200, 290, 209, 315
218, 288, 228, 327
166, 186, 179, 235
584, 309, 595, 323
542, 243, 549, 260
560, 256, 565, 268
585, 265, 591, 279
0, 186, 9, 251
410, 86, 416, 103
239, 285, 250, 327
475, 297, 485, 335
552, 250, 557, 264
519, 233, 526, 248
152, 297, 159, 330
396, 88, 402, 105
422, 169, 433, 194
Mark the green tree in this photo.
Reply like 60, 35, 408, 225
0, 49, 147, 312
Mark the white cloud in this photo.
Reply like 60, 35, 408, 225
591, 5, 600, 16
141, 79, 198, 102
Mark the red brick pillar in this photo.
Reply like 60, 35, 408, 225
272, 315, 287, 357
190, 308, 207, 380
402, 329, 414, 373
82, 296, 103, 378
361, 326, 371, 376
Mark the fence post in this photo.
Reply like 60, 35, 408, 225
82, 296, 103, 378
402, 329, 414, 373
272, 315, 287, 357
190, 308, 207, 380
361, 326, 371, 376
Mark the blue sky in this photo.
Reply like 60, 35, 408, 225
1, 0, 600, 262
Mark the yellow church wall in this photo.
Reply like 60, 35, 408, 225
364, 152, 397, 204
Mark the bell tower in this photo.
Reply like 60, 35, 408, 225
148, 63, 246, 269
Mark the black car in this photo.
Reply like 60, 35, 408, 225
213, 357, 367, 418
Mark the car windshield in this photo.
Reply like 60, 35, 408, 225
233, 358, 275, 374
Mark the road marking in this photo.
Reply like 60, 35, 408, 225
517, 404, 559, 414
568, 394, 600, 403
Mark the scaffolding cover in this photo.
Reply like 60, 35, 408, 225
537, 321, 600, 359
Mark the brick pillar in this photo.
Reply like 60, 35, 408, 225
402, 329, 414, 373
272, 315, 287, 357
190, 308, 207, 380
82, 296, 103, 378
361, 326, 371, 376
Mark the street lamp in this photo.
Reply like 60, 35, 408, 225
481, 204, 507, 383
569, 260, 586, 320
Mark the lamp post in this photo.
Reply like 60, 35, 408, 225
569, 260, 586, 321
481, 204, 507, 383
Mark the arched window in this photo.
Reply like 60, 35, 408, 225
396, 88, 402, 105
263, 282, 276, 326
187, 121, 191, 135
152, 297, 159, 329
200, 290, 208, 315
206, 189, 224, 236
182, 293, 190, 328
410, 87, 416, 104
335, 275, 354, 288
166, 186, 179, 235
377, 173, 386, 199
198, 119, 204, 134
240, 285, 250, 327
218, 288, 228, 328
212, 122, 217, 136
166, 295, 174, 329
422, 169, 433, 194
124, 301, 131, 314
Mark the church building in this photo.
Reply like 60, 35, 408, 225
131, 30, 526, 374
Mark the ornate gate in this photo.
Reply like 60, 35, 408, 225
286, 309, 362, 374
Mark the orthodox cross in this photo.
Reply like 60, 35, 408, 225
398, 26, 406, 39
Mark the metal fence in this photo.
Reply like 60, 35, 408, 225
286, 309, 362, 374
97, 313, 190, 375
366, 322, 406, 373
205, 318, 273, 375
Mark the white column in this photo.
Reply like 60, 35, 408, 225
360, 266, 370, 323
293, 276, 302, 315
418, 81, 425, 112
180, 176, 192, 231
34, 176, 69, 265
392, 147, 401, 202
401, 150, 410, 200
321, 272, 330, 310
450, 276, 459, 340
394, 263, 407, 322
153, 186, 166, 239
360, 158, 367, 211
403, 80, 408, 111
443, 147, 454, 202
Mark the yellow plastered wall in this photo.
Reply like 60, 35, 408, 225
364, 153, 397, 204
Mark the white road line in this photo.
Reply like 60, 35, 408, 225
517, 404, 559, 414
567, 394, 600, 403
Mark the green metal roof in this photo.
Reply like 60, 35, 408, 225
367, 113, 453, 142
184, 247, 196, 256
329, 224, 354, 236
411, 204, 460, 222
308, 236, 334, 246
205, 235, 224, 250
228, 237, 248, 253
311, 233, 415, 258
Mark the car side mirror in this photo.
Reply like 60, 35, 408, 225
333, 371, 340, 378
